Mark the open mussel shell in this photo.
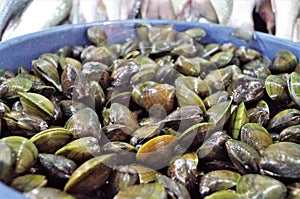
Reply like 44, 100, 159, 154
64, 154, 115, 194
18, 92, 55, 119
260, 142, 300, 179
1, 136, 38, 176
113, 182, 167, 199
10, 174, 47, 193
136, 135, 177, 169
0, 77, 32, 98
32, 54, 62, 92
30, 128, 73, 153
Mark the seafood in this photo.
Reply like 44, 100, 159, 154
0, 0, 31, 37
1, 0, 72, 41
0, 24, 300, 199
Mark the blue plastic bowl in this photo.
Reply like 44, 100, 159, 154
0, 19, 299, 198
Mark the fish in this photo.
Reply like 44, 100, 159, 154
177, 0, 218, 22
1, 0, 72, 41
69, 0, 106, 24
226, 0, 256, 42
141, 0, 175, 20
102, 0, 141, 20
210, 0, 233, 25
293, 17, 300, 43
257, 0, 275, 34
271, 0, 300, 41
0, 0, 31, 36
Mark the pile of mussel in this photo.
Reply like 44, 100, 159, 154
0, 23, 300, 199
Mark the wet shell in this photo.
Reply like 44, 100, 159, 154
1, 136, 38, 175
64, 154, 115, 194
136, 135, 177, 169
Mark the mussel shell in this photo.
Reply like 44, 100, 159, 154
175, 83, 206, 112
267, 108, 300, 132
167, 153, 198, 191
128, 164, 160, 184
114, 182, 167, 199
204, 190, 243, 199
65, 107, 102, 140
103, 103, 139, 130
24, 187, 75, 199
205, 100, 232, 130
18, 92, 55, 119
132, 81, 175, 113
240, 123, 273, 155
32, 56, 62, 92
269, 50, 298, 74
87, 26, 107, 46
236, 174, 287, 199
225, 139, 260, 174
210, 51, 234, 68
288, 71, 300, 108
174, 76, 211, 98
265, 74, 289, 102
199, 169, 241, 196
38, 153, 77, 180
30, 128, 73, 153
229, 76, 265, 103
11, 174, 47, 192
64, 154, 115, 194
260, 142, 300, 179
197, 131, 231, 162
130, 124, 161, 146
177, 122, 216, 150
279, 125, 300, 143
204, 67, 233, 90
228, 102, 248, 139
0, 77, 32, 98
247, 100, 270, 126
156, 174, 191, 199
55, 137, 101, 164
0, 141, 16, 183
203, 91, 228, 109
1, 136, 38, 176
136, 135, 177, 169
